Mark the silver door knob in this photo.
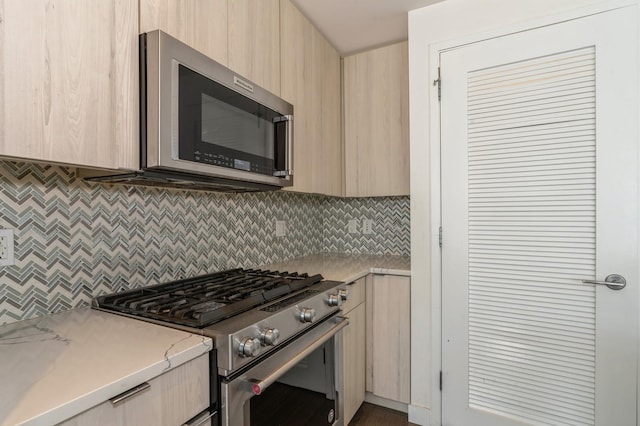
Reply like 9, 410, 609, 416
582, 274, 626, 290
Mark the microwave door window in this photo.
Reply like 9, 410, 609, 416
178, 65, 279, 176
201, 93, 274, 166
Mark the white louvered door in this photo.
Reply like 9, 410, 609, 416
441, 7, 638, 426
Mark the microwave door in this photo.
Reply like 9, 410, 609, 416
178, 65, 280, 177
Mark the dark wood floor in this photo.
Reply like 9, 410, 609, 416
349, 402, 419, 426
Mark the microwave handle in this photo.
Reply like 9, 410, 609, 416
273, 115, 293, 178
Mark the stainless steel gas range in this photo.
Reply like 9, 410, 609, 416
93, 268, 349, 426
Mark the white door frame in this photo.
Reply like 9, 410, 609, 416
422, 1, 640, 424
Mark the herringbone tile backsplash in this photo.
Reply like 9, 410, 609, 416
0, 161, 409, 325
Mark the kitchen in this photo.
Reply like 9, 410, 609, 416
0, 0, 638, 426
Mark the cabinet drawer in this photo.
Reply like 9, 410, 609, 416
59, 354, 209, 425
342, 277, 365, 313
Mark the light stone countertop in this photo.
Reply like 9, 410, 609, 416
0, 308, 212, 426
0, 252, 407, 426
261, 252, 411, 283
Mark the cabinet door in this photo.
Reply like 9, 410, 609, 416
140, 0, 228, 65
59, 354, 209, 425
0, 0, 138, 170
320, 37, 343, 197
342, 302, 366, 425
368, 275, 410, 404
280, 0, 342, 196
228, 0, 280, 96
344, 42, 410, 197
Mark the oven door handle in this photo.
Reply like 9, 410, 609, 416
246, 316, 348, 396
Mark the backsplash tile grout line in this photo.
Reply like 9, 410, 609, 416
0, 160, 409, 325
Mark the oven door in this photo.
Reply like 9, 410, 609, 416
220, 315, 348, 426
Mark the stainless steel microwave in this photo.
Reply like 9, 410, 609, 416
89, 30, 293, 192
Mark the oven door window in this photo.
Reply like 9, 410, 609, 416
247, 341, 337, 426
178, 65, 282, 176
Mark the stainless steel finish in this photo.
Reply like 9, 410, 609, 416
183, 409, 216, 426
110, 382, 151, 406
248, 316, 348, 395
233, 75, 254, 93
327, 293, 342, 307
221, 315, 347, 426
83, 170, 280, 193
582, 274, 627, 290
259, 328, 280, 346
147, 30, 293, 187
86, 30, 294, 192
213, 280, 347, 375
238, 337, 261, 357
338, 288, 349, 301
299, 307, 316, 323
272, 115, 294, 177
286, 115, 293, 177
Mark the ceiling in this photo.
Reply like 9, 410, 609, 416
291, 0, 444, 55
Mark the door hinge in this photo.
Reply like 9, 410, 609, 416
439, 226, 443, 248
439, 370, 443, 391
433, 67, 441, 101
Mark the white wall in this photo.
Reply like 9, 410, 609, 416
407, 1, 631, 424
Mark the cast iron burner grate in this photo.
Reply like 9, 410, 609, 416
93, 268, 324, 328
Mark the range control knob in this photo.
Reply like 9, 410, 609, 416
327, 293, 342, 307
298, 307, 316, 323
259, 328, 280, 346
238, 337, 261, 358
338, 288, 349, 301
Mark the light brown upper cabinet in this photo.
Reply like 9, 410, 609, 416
321, 34, 343, 197
228, 0, 281, 96
140, 0, 228, 66
344, 42, 410, 197
0, 0, 139, 170
141, 0, 281, 96
280, 0, 342, 196
0, 0, 341, 190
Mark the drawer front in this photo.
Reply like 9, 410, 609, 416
342, 277, 365, 313
59, 354, 209, 425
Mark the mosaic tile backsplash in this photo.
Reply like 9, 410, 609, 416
0, 161, 410, 325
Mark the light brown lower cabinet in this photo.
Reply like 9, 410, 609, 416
58, 353, 209, 425
341, 278, 366, 425
366, 274, 411, 404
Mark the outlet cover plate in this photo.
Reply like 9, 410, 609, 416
348, 219, 359, 234
275, 220, 287, 237
363, 219, 373, 235
0, 229, 15, 266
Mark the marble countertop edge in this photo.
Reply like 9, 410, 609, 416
0, 309, 213, 426
28, 334, 213, 426
16, 334, 212, 426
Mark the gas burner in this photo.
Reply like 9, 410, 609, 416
93, 269, 324, 328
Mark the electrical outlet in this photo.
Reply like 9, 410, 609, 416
0, 228, 15, 266
362, 219, 374, 235
275, 220, 287, 237
348, 219, 359, 234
